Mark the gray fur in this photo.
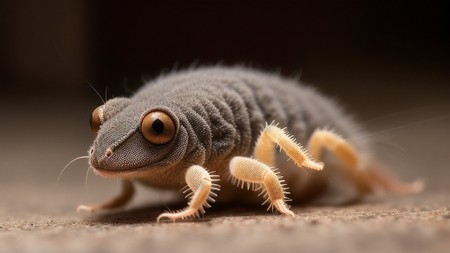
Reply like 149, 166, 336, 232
90, 66, 371, 201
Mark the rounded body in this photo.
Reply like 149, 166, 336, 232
120, 67, 371, 203
91, 67, 370, 203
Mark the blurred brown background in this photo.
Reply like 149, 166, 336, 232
0, 1, 449, 253
1, 0, 449, 190
1, 1, 449, 109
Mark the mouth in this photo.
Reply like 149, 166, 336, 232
91, 166, 139, 179
91, 162, 172, 179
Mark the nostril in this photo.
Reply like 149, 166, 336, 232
106, 148, 113, 157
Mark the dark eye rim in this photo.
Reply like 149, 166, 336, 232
139, 108, 178, 145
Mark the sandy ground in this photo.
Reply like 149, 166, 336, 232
1, 94, 449, 253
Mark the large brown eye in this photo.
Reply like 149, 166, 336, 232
90, 106, 103, 134
141, 111, 176, 145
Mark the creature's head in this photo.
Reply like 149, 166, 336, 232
88, 97, 189, 179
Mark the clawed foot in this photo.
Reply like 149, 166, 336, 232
76, 180, 135, 214
270, 199, 295, 217
77, 204, 99, 213
157, 165, 220, 223
157, 207, 204, 222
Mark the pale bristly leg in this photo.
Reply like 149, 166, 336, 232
77, 180, 135, 212
364, 162, 424, 194
157, 165, 220, 222
307, 128, 371, 192
229, 156, 294, 216
229, 123, 324, 216
307, 129, 423, 194
307, 129, 360, 169
254, 123, 324, 170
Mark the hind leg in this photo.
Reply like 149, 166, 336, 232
364, 163, 424, 194
77, 180, 135, 213
307, 129, 423, 194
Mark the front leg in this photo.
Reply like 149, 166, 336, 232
157, 165, 220, 222
230, 156, 294, 216
77, 180, 135, 213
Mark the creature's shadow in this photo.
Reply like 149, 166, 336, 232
87, 202, 274, 225
85, 196, 377, 225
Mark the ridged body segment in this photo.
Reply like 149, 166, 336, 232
90, 67, 373, 201
87, 67, 420, 212
133, 68, 369, 172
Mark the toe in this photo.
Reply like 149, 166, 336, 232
77, 205, 96, 213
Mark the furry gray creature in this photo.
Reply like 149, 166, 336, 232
76, 66, 422, 221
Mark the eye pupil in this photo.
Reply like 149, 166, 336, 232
141, 111, 176, 145
152, 119, 164, 135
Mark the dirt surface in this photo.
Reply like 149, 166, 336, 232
1, 190, 449, 253
1, 95, 449, 253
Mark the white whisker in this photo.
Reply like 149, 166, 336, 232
104, 86, 109, 102
356, 114, 450, 140
87, 80, 106, 104
372, 138, 408, 154
85, 166, 93, 193
360, 103, 450, 126
53, 42, 105, 104
57, 156, 89, 186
